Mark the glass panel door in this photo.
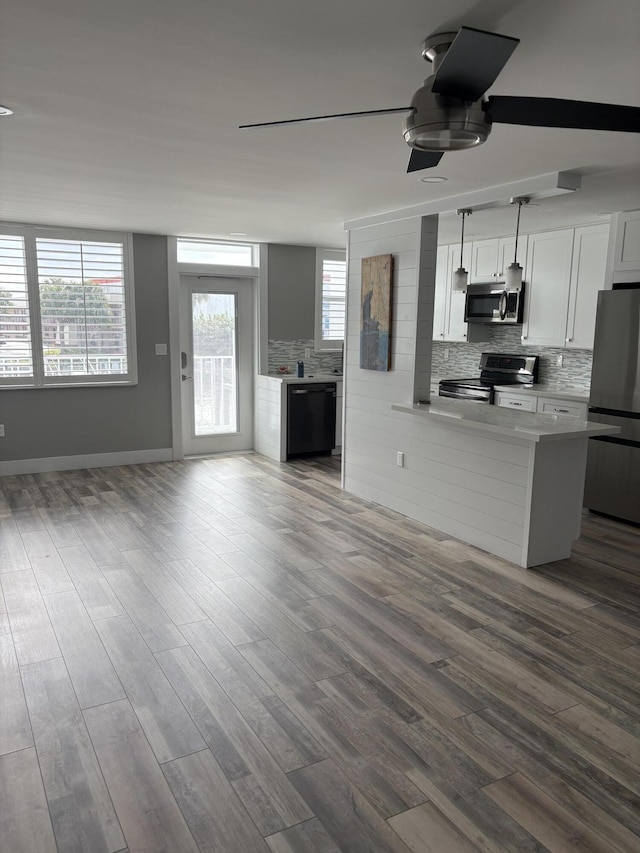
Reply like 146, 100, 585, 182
180, 276, 254, 455
192, 291, 237, 435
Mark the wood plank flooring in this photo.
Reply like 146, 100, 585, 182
1, 453, 639, 853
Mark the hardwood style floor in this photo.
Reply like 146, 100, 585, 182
1, 453, 639, 853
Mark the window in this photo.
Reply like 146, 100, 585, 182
177, 238, 257, 267
315, 248, 347, 350
0, 225, 136, 388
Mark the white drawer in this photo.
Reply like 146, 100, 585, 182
537, 397, 587, 419
494, 393, 537, 412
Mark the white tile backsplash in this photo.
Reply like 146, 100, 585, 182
431, 326, 592, 387
268, 339, 343, 375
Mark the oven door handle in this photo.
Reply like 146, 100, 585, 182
439, 389, 490, 402
499, 290, 508, 321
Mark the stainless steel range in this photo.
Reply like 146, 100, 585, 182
439, 353, 539, 404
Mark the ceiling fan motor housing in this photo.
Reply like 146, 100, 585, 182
403, 78, 492, 151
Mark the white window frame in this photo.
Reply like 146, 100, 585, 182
176, 238, 259, 269
0, 223, 137, 389
314, 248, 347, 351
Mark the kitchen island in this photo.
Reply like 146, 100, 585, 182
391, 398, 618, 568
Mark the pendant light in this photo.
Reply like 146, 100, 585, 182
505, 197, 529, 287
452, 209, 472, 291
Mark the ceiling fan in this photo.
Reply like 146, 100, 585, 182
239, 26, 640, 172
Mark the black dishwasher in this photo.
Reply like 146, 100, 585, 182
287, 383, 336, 458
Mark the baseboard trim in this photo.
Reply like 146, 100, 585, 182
0, 448, 174, 476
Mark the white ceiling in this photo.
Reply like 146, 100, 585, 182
0, 0, 639, 248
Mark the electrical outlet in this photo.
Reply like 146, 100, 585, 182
556, 354, 564, 366
304, 347, 311, 359
396, 451, 404, 467
0, 424, 5, 437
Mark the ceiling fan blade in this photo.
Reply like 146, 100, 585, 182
431, 26, 519, 102
485, 96, 640, 132
407, 149, 444, 173
239, 107, 413, 129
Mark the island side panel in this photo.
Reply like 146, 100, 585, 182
345, 405, 532, 566
523, 438, 589, 567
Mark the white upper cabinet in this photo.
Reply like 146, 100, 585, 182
608, 210, 640, 281
470, 236, 528, 282
434, 222, 609, 349
521, 229, 574, 347
565, 223, 609, 349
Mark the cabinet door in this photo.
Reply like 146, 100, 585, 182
432, 245, 449, 341
612, 210, 640, 272
470, 239, 499, 281
445, 243, 472, 341
494, 392, 537, 412
497, 235, 528, 279
565, 223, 609, 349
536, 397, 587, 419
521, 230, 574, 347
335, 383, 343, 447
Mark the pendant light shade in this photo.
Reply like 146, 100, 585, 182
505, 261, 523, 288
506, 197, 529, 287
453, 209, 472, 291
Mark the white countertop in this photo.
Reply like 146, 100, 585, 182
392, 398, 618, 443
261, 373, 343, 384
493, 383, 590, 403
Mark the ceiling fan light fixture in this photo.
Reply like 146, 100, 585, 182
403, 83, 491, 152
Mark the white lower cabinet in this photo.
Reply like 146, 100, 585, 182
536, 397, 587, 419
494, 392, 537, 412
495, 391, 588, 420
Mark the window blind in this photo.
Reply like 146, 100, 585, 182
0, 234, 33, 378
321, 257, 347, 341
35, 238, 128, 377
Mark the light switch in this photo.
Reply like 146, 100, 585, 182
155, 344, 168, 356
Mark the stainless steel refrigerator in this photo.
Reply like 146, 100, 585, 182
584, 286, 640, 523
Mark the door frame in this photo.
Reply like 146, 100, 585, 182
179, 276, 254, 455
167, 237, 263, 460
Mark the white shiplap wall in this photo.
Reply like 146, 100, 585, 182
343, 213, 536, 566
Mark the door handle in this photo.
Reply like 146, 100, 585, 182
499, 291, 508, 321
182, 374, 192, 381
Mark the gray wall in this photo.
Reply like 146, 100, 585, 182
267, 244, 316, 340
0, 234, 172, 461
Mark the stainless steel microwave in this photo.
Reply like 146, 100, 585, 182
464, 281, 525, 324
